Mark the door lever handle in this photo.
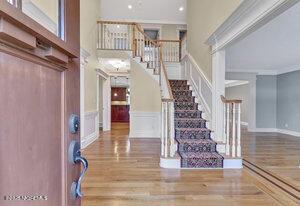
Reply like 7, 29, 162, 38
73, 156, 88, 198
69, 141, 89, 199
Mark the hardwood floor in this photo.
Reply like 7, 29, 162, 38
242, 129, 300, 191
81, 123, 288, 206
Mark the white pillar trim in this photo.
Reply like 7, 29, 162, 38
80, 48, 90, 141
212, 50, 226, 142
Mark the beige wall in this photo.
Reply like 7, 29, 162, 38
187, 0, 240, 82
161, 24, 179, 40
130, 60, 161, 112
81, 0, 101, 112
226, 84, 250, 124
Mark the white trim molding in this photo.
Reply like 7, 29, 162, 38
206, 0, 300, 53
160, 157, 242, 169
81, 111, 99, 148
129, 111, 161, 138
80, 48, 91, 143
254, 128, 300, 137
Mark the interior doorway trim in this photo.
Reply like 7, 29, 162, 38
80, 48, 90, 145
96, 68, 111, 132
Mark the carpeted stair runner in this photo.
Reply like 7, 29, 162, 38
170, 80, 223, 168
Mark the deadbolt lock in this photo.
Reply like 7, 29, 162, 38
69, 114, 80, 134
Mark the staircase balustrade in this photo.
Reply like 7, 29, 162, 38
157, 40, 181, 62
221, 96, 242, 158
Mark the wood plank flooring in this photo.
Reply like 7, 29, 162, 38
242, 129, 300, 190
81, 123, 289, 206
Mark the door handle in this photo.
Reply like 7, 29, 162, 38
68, 141, 89, 199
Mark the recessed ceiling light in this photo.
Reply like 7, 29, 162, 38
128, 5, 132, 9
179, 6, 184, 11
117, 25, 120, 28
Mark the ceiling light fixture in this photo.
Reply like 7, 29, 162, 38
128, 5, 132, 10
179, 6, 184, 11
114, 93, 118, 97
117, 25, 120, 28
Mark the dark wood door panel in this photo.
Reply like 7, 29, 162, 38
0, 52, 63, 206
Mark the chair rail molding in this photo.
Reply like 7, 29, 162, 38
206, 0, 300, 53
80, 48, 91, 142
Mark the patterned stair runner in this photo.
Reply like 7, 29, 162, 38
170, 80, 223, 168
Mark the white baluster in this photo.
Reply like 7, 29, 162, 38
232, 103, 236, 157
164, 102, 169, 157
170, 101, 175, 157
226, 103, 230, 156
237, 103, 242, 157
161, 102, 165, 156
223, 103, 226, 144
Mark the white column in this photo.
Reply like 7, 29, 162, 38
212, 49, 226, 143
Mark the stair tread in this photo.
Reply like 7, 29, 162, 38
177, 138, 215, 144
175, 110, 201, 112
179, 152, 223, 159
175, 127, 211, 132
175, 118, 205, 121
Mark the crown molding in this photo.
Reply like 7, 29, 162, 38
225, 80, 249, 88
95, 68, 109, 80
100, 18, 186, 26
227, 65, 300, 75
206, 0, 300, 53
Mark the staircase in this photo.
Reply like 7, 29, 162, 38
97, 20, 242, 169
170, 80, 223, 168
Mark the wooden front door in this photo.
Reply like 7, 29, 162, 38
0, 0, 82, 206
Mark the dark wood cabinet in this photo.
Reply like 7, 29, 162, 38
111, 87, 127, 101
111, 105, 130, 122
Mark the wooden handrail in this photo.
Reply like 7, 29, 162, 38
221, 95, 242, 104
160, 49, 174, 101
97, 20, 136, 25
134, 24, 159, 46
156, 40, 181, 43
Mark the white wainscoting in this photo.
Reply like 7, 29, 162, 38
81, 111, 99, 149
129, 111, 161, 138
165, 62, 182, 80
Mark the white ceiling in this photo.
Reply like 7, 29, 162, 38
100, 0, 186, 24
226, 2, 300, 75
100, 58, 130, 76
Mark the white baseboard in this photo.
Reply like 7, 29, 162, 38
254, 128, 278, 133
223, 159, 243, 169
160, 157, 181, 169
81, 111, 99, 148
159, 157, 242, 169
129, 111, 161, 138
277, 129, 300, 137
254, 128, 300, 137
